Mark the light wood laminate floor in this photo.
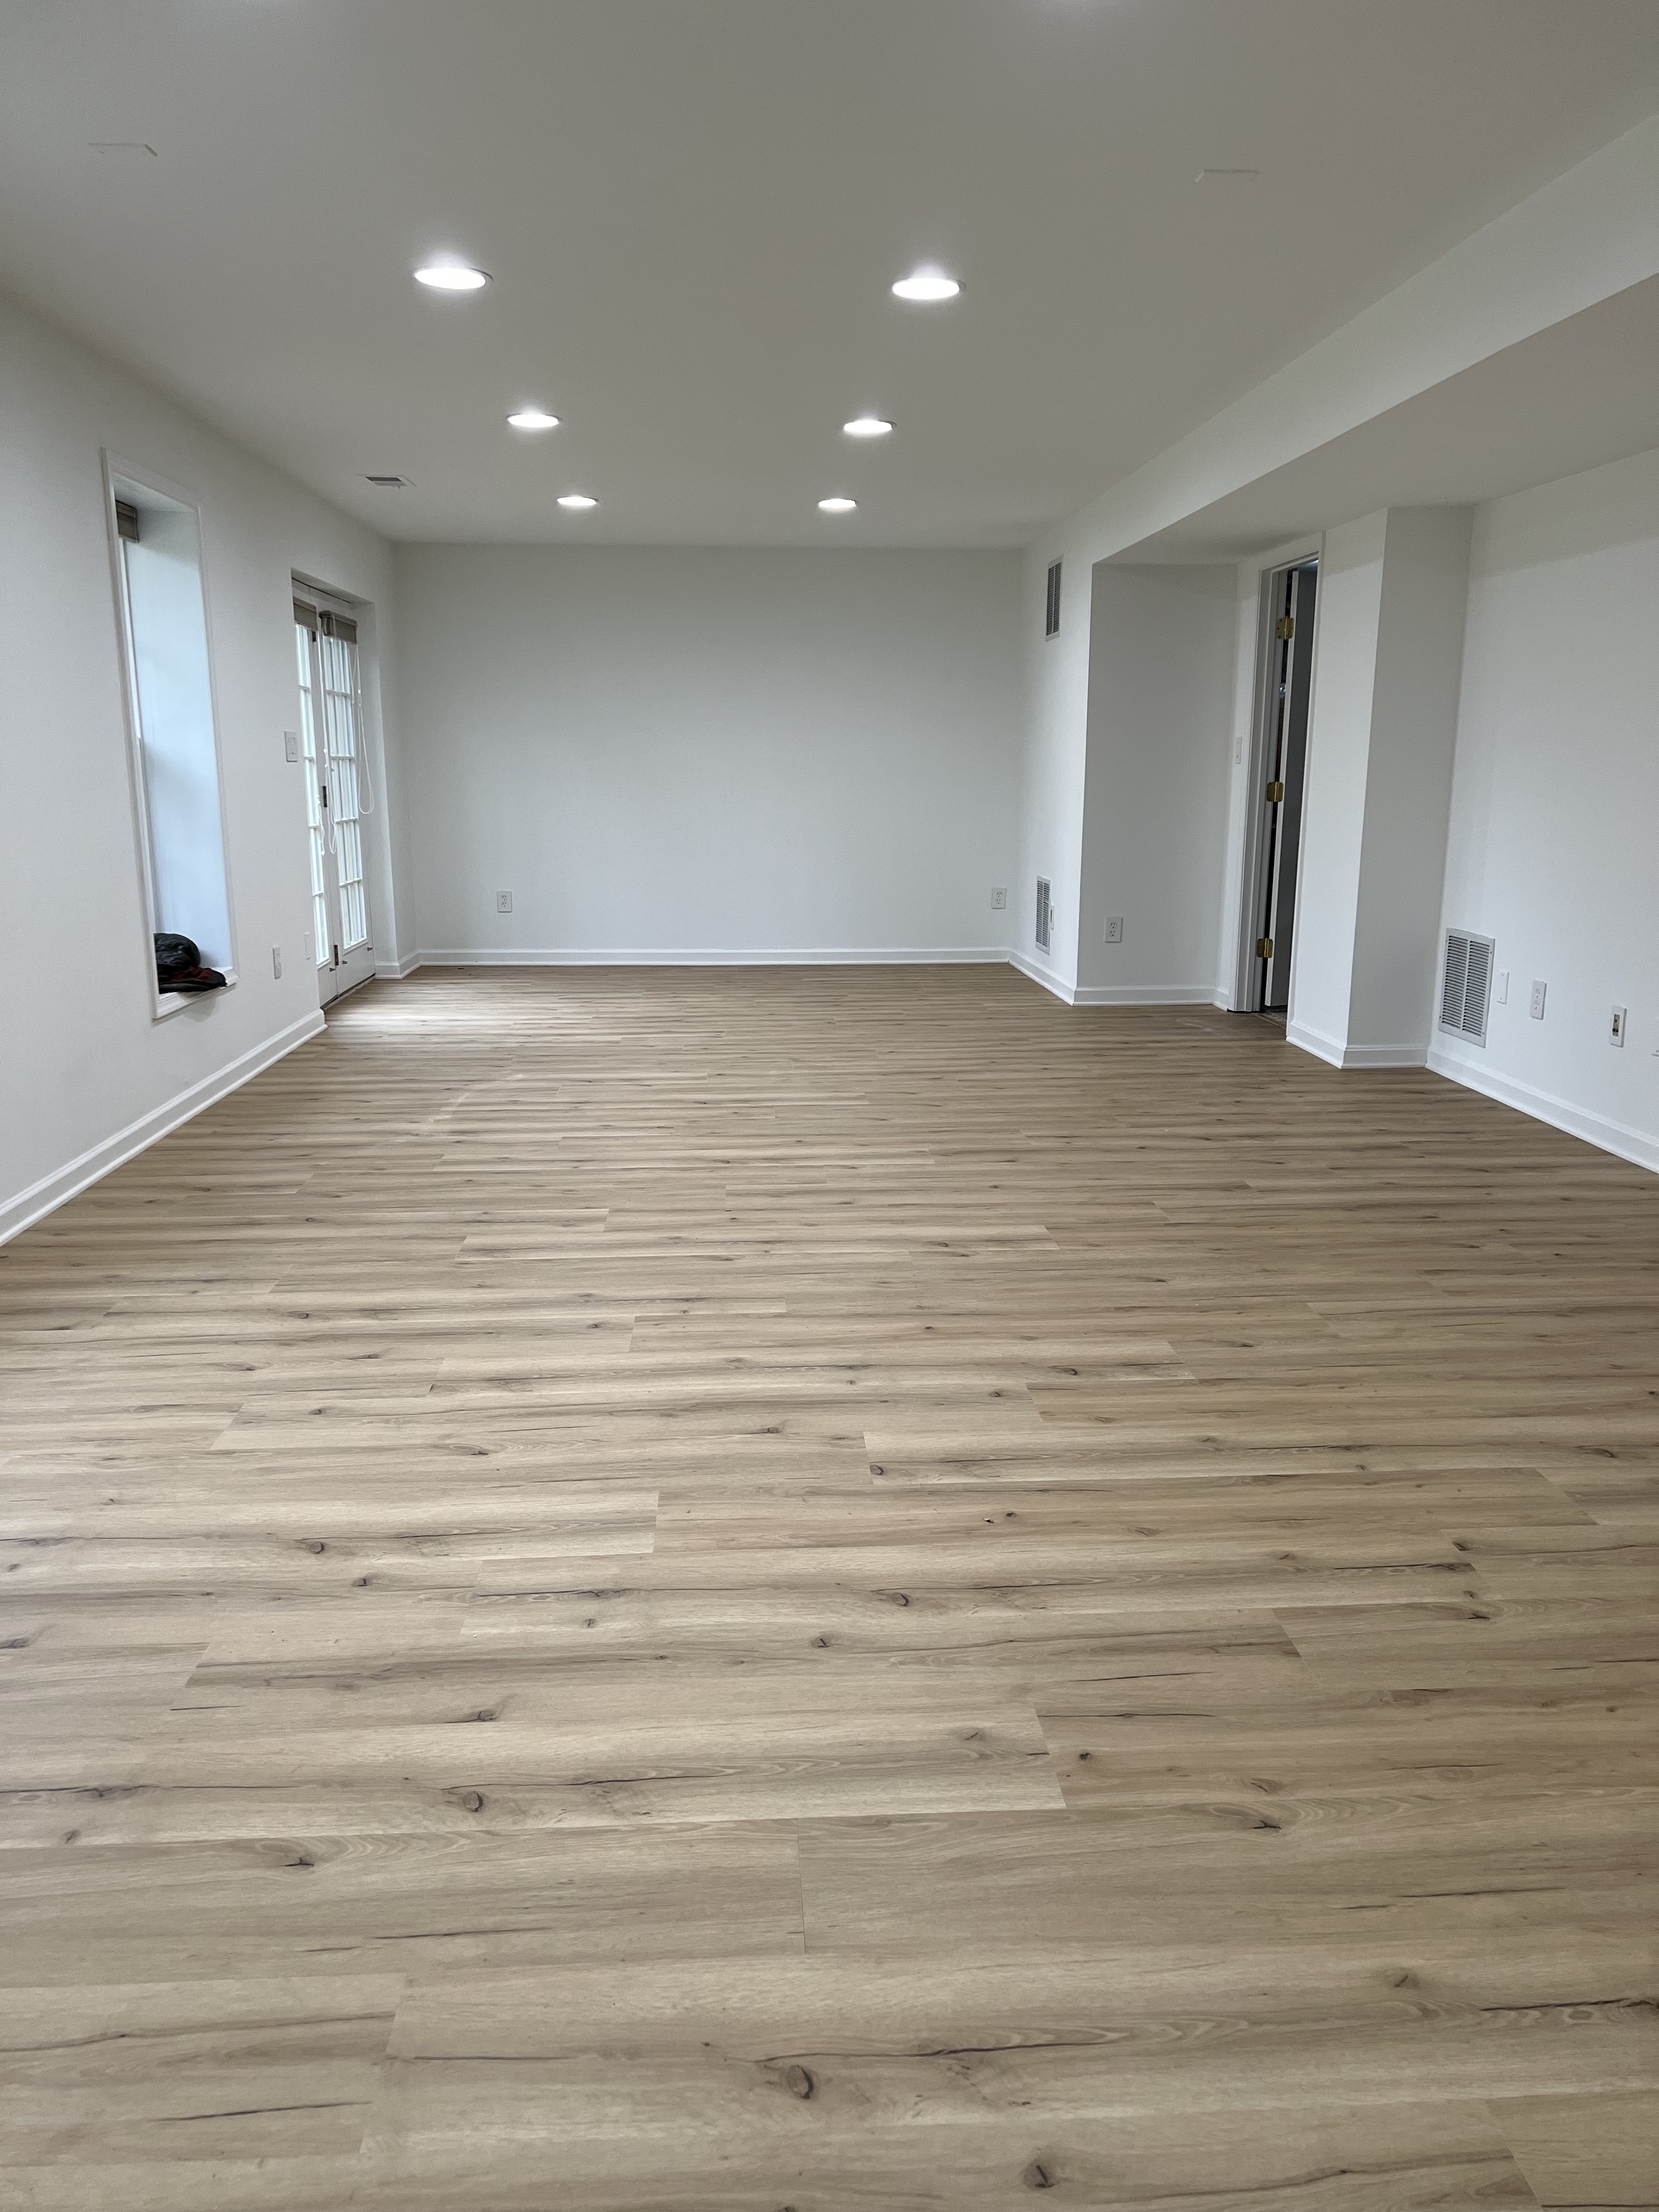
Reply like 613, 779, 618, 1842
1, 965, 1655, 2210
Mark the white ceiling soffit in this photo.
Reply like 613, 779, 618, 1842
3, 0, 1659, 546
1114, 276, 1659, 562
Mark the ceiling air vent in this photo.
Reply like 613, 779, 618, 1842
364, 475, 413, 488
1035, 877, 1052, 955
1440, 929, 1493, 1046
1045, 560, 1062, 639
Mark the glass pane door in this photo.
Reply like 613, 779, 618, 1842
294, 613, 331, 967
294, 595, 375, 1006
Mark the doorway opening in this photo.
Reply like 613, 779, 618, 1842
293, 585, 376, 1007
1239, 557, 1317, 1017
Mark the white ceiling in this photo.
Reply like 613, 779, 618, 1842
4, 0, 1658, 546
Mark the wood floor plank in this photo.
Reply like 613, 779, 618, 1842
1493, 2090, 1658, 2209
2, 964, 1656, 2204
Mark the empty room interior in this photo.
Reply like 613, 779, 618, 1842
4, 2, 1659, 2204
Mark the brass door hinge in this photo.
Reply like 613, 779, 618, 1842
1256, 937, 1274, 958
1265, 780, 1285, 803
1275, 616, 1295, 640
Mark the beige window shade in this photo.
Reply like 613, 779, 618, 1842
115, 498, 140, 543
319, 609, 358, 643
293, 599, 319, 633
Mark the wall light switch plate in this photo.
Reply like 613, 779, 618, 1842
1494, 970, 1509, 1006
272, 946, 283, 980
1530, 980, 1547, 1020
284, 730, 299, 764
990, 887, 1007, 911
1104, 916, 1124, 943
1610, 1005, 1627, 1047
496, 890, 512, 914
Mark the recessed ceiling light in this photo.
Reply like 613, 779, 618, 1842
507, 408, 560, 431
414, 261, 490, 292
891, 268, 961, 303
843, 416, 894, 438
557, 493, 598, 510
818, 496, 857, 514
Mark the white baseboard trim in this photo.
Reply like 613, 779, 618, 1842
1, 1009, 326, 1247
415, 946, 1010, 968
1009, 950, 1076, 1003
1286, 1021, 1426, 1070
374, 954, 422, 979
1427, 1048, 1659, 1175
1071, 984, 1221, 1008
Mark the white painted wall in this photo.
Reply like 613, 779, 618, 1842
394, 545, 1021, 962
1075, 563, 1237, 1004
0, 288, 410, 1241
1432, 447, 1659, 1170
1014, 542, 1090, 995
1288, 507, 1471, 1068
1285, 511, 1390, 1057
1347, 506, 1473, 1054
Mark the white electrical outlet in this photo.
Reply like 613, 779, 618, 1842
496, 890, 513, 914
1610, 1005, 1627, 1047
1494, 970, 1509, 1006
1530, 980, 1547, 1020
990, 887, 1007, 911
283, 730, 300, 764
1104, 916, 1124, 943
272, 946, 283, 980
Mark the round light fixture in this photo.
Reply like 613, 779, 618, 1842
507, 408, 560, 431
817, 496, 857, 514
414, 261, 490, 292
843, 415, 894, 438
557, 493, 598, 510
891, 268, 960, 303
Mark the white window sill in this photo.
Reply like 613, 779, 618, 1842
155, 969, 239, 1022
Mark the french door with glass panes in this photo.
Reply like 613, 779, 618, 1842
293, 594, 375, 1003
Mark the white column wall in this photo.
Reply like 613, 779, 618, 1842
1285, 511, 1389, 1059
1287, 507, 1471, 1068
1348, 506, 1474, 1054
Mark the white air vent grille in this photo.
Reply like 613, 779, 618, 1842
1440, 929, 1493, 1045
1035, 877, 1052, 954
364, 474, 413, 488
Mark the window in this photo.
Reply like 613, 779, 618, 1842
1045, 559, 1062, 639
294, 594, 374, 996
108, 465, 234, 1011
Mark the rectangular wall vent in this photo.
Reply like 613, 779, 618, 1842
1045, 560, 1062, 639
364, 475, 413, 488
1440, 929, 1494, 1045
1035, 877, 1052, 954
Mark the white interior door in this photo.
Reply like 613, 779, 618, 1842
294, 595, 376, 1004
